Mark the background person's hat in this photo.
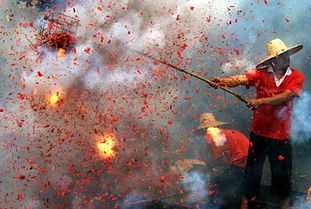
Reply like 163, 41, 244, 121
256, 38, 303, 69
198, 113, 227, 129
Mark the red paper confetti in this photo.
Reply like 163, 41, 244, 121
37, 71, 44, 77
84, 47, 92, 54
277, 155, 285, 161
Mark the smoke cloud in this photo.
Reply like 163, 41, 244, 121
291, 92, 311, 143
182, 171, 209, 203
293, 197, 311, 209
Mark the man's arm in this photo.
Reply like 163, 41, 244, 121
247, 90, 296, 109
212, 75, 248, 87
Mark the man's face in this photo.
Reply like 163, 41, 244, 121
270, 54, 290, 72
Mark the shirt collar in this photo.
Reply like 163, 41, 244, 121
267, 67, 292, 87
267, 66, 292, 74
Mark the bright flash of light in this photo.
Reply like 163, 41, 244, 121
207, 127, 227, 147
48, 90, 63, 106
96, 134, 117, 159
57, 48, 66, 60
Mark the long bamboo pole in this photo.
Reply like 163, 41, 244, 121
132, 50, 249, 106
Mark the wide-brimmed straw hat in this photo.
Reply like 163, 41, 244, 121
256, 38, 303, 69
197, 113, 227, 129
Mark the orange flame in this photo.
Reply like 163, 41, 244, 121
96, 134, 117, 159
57, 48, 66, 60
47, 90, 64, 107
207, 127, 226, 147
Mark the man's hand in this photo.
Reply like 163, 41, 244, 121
247, 90, 296, 109
247, 98, 265, 110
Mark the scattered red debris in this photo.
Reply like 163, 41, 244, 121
37, 71, 44, 77
277, 155, 285, 161
18, 22, 33, 28
176, 14, 181, 21
16, 192, 25, 201
15, 175, 26, 180
84, 47, 92, 54
18, 55, 26, 61
206, 16, 212, 23
160, 175, 166, 183
233, 48, 241, 56
16, 93, 26, 100
152, 67, 167, 80
15, 119, 24, 128
43, 32, 77, 49
177, 43, 188, 59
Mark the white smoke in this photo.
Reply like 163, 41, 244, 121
221, 57, 255, 75
182, 171, 209, 203
109, 13, 142, 45
24, 199, 42, 209
291, 92, 311, 143
140, 25, 166, 49
293, 197, 311, 209
121, 193, 147, 209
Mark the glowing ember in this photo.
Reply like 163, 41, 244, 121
48, 91, 62, 106
96, 134, 117, 159
207, 127, 227, 147
57, 48, 66, 60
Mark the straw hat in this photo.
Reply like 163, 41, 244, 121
198, 113, 227, 129
256, 38, 303, 69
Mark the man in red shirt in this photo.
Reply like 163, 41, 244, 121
198, 112, 249, 209
199, 113, 249, 168
212, 39, 305, 209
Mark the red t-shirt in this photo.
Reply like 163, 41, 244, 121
245, 68, 305, 140
205, 129, 250, 168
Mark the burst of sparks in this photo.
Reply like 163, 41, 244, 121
57, 48, 66, 60
48, 91, 61, 106
207, 127, 226, 147
96, 134, 117, 159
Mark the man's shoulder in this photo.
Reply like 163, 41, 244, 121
291, 68, 304, 78
221, 129, 248, 138
221, 129, 250, 146
246, 68, 269, 76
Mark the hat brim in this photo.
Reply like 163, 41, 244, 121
197, 121, 227, 129
256, 44, 303, 69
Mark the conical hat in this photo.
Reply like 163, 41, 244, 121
256, 38, 303, 69
197, 113, 227, 129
